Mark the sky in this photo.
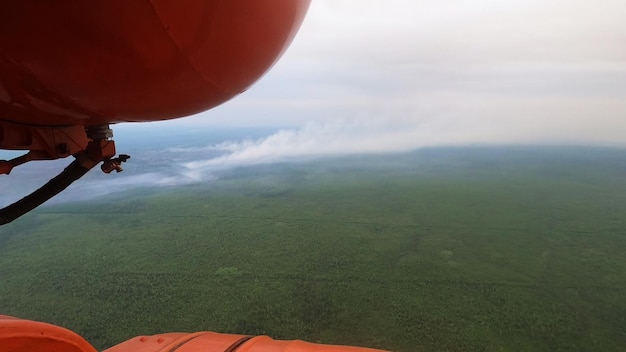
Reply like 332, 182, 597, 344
117, 0, 626, 152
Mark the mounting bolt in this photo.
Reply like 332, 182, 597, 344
56, 143, 69, 155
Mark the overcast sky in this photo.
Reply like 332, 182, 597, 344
116, 0, 626, 151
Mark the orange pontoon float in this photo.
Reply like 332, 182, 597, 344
0, 316, 388, 352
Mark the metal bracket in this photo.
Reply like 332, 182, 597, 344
1, 124, 130, 225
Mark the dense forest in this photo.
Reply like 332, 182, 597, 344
1, 147, 625, 351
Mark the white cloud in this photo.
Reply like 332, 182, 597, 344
292, 0, 626, 65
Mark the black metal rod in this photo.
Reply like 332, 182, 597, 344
0, 158, 92, 225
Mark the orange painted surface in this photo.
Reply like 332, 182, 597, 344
0, 0, 310, 127
1, 316, 390, 352
104, 331, 391, 352
0, 315, 97, 352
